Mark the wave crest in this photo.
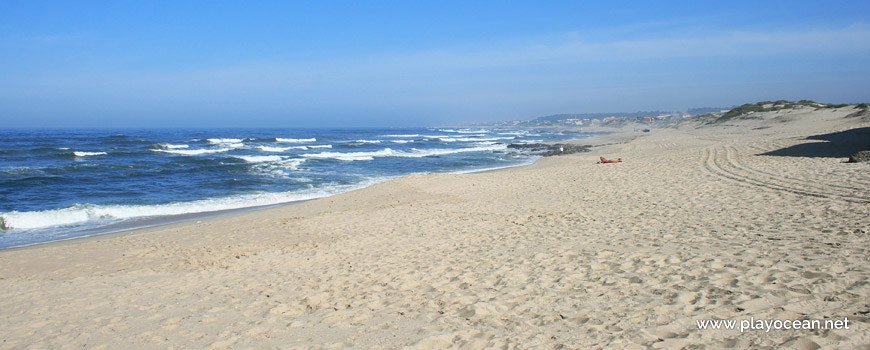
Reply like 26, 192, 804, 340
302, 144, 506, 161
73, 151, 107, 157
235, 155, 284, 163
152, 148, 231, 156
276, 138, 316, 143
258, 146, 308, 152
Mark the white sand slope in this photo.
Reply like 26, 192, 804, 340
0, 106, 868, 349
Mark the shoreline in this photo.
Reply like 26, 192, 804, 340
0, 137, 584, 251
0, 200, 306, 252
2, 126, 594, 249
2, 110, 866, 348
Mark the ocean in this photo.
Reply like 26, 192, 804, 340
0, 127, 593, 248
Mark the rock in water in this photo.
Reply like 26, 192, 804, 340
507, 143, 591, 156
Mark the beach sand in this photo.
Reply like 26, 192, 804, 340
1, 106, 868, 349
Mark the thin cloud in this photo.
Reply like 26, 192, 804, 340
421, 23, 870, 67
8, 24, 869, 91
195, 23, 870, 82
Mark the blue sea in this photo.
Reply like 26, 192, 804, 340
0, 127, 593, 248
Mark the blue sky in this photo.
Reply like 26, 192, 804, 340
1, 1, 869, 127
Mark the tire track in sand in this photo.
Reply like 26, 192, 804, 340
724, 144, 868, 192
702, 146, 870, 203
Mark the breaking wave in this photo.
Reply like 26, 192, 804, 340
234, 155, 285, 163
302, 144, 506, 161
152, 148, 232, 156
276, 138, 316, 143
73, 151, 107, 157
0, 178, 387, 231
258, 146, 308, 152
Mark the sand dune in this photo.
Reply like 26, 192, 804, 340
1, 106, 868, 349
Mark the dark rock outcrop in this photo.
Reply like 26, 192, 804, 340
507, 143, 591, 157
847, 150, 870, 163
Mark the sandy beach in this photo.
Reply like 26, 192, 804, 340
1, 107, 868, 349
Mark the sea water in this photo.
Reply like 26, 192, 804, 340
0, 127, 594, 248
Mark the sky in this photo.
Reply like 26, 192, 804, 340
1, 1, 869, 128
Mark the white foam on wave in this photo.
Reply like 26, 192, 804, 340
152, 148, 231, 156
302, 148, 396, 161
160, 144, 189, 149
390, 140, 414, 143
73, 151, 107, 157
235, 155, 284, 163
398, 144, 507, 158
355, 139, 382, 144
439, 129, 491, 134
276, 138, 316, 143
258, 146, 308, 152
381, 134, 419, 138
0, 177, 388, 231
433, 137, 505, 142
457, 137, 510, 142
302, 144, 506, 161
205, 139, 244, 149
308, 145, 332, 149
250, 158, 306, 178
